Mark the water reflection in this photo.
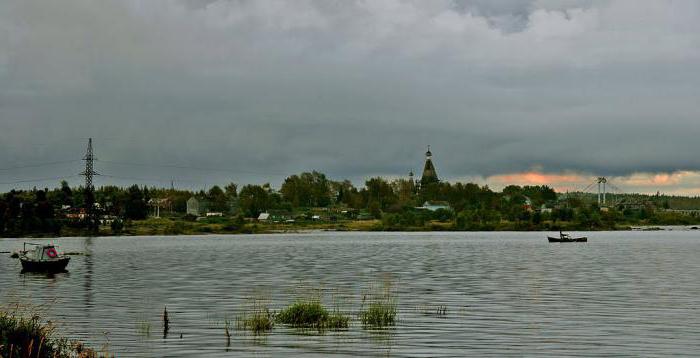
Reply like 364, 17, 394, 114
84, 237, 94, 313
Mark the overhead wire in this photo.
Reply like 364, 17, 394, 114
0, 159, 82, 171
0, 175, 80, 185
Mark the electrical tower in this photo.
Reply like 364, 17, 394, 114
597, 177, 607, 206
81, 138, 99, 231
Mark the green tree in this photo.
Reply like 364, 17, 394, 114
207, 185, 228, 212
124, 185, 148, 220
224, 182, 238, 199
280, 171, 331, 207
239, 185, 270, 217
365, 177, 397, 210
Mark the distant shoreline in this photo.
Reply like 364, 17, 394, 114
4, 222, 699, 239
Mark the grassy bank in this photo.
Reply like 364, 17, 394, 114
9, 214, 699, 238
0, 306, 105, 358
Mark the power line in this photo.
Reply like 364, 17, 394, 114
96, 159, 289, 176
100, 173, 218, 186
0, 159, 81, 171
0, 175, 79, 185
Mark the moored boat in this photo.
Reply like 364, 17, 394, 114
548, 232, 587, 243
18, 243, 70, 273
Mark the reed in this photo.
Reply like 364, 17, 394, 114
276, 299, 350, 330
359, 301, 396, 328
136, 320, 151, 338
276, 301, 327, 327
162, 306, 170, 339
224, 318, 231, 346
0, 306, 105, 357
359, 281, 398, 328
236, 299, 274, 335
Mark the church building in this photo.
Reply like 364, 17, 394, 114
420, 146, 439, 186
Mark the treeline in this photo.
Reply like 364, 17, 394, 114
2, 172, 700, 236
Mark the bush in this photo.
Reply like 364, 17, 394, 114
110, 219, 124, 234
164, 221, 186, 235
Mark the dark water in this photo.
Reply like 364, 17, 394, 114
2, 232, 700, 357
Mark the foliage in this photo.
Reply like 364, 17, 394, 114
236, 301, 274, 335
110, 218, 124, 234
276, 301, 328, 328
360, 301, 397, 328
0, 307, 103, 357
280, 171, 331, 207
123, 185, 147, 220
5, 170, 700, 236
238, 185, 273, 218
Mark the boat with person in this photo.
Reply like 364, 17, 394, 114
18, 242, 70, 272
548, 231, 587, 243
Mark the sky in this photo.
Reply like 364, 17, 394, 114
1, 0, 700, 195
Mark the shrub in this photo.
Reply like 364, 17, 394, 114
110, 219, 124, 234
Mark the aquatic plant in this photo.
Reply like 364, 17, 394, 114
359, 301, 396, 328
224, 318, 231, 346
162, 306, 169, 339
236, 300, 274, 335
324, 311, 350, 330
276, 301, 327, 327
359, 281, 398, 328
0, 306, 104, 357
136, 320, 151, 338
276, 300, 350, 330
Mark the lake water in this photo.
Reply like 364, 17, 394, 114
2, 232, 700, 357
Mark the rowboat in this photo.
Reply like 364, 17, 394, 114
548, 232, 587, 243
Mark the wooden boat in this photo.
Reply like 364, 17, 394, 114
19, 243, 70, 273
548, 232, 587, 243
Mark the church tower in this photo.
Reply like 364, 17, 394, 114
420, 145, 439, 186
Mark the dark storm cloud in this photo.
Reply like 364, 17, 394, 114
1, 0, 700, 192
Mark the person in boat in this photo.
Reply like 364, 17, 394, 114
559, 231, 570, 239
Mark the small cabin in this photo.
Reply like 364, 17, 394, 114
187, 197, 200, 216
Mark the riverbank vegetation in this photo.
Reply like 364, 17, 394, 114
0, 305, 104, 358
3, 171, 700, 237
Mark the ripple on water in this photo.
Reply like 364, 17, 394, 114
2, 231, 700, 356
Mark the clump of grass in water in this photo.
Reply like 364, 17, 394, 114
324, 310, 350, 330
359, 281, 398, 328
136, 320, 151, 338
236, 299, 274, 335
360, 300, 396, 327
276, 300, 350, 330
276, 301, 327, 328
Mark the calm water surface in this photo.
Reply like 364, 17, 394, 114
2, 232, 700, 357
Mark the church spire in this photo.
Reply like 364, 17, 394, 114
421, 145, 438, 186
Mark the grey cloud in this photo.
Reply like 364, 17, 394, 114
1, 0, 699, 192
